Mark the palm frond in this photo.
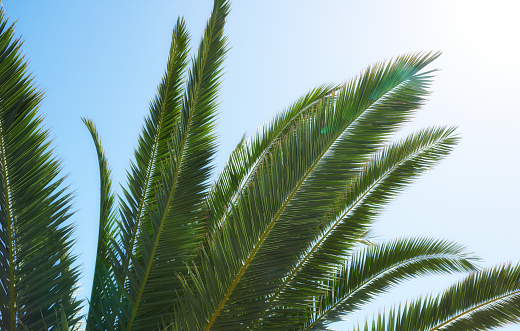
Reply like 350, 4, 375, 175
175, 98, 339, 330
281, 127, 458, 298
91, 13, 191, 330
304, 237, 478, 330
118, 14, 190, 288
255, 127, 459, 329
82, 118, 119, 331
205, 84, 337, 232
209, 54, 442, 328
358, 263, 520, 331
0, 10, 81, 330
123, 0, 230, 328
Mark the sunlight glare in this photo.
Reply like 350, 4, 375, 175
444, 0, 520, 71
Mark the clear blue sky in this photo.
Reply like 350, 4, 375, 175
4, 1, 520, 329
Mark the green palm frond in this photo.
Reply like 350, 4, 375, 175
85, 11, 191, 329
118, 14, 190, 287
176, 61, 440, 328
248, 54, 439, 271
122, 0, 230, 329
82, 118, 119, 330
358, 263, 520, 331
198, 53, 442, 329
205, 84, 337, 232
283, 127, 458, 295
176, 101, 342, 330
304, 238, 478, 330
256, 126, 460, 329
0, 10, 81, 330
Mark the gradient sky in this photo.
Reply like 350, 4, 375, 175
4, 1, 520, 330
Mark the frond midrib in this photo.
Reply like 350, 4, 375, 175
0, 120, 16, 331
205, 165, 307, 331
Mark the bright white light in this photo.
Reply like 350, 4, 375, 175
444, 0, 520, 71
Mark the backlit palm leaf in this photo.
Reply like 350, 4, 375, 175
256, 127, 461, 329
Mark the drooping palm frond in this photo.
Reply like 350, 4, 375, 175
358, 263, 520, 331
303, 238, 478, 330
241, 55, 440, 286
0, 10, 81, 330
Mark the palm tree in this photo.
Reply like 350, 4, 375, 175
0, 0, 519, 330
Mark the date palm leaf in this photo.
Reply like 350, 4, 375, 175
256, 126, 461, 329
121, 0, 230, 329
358, 263, 520, 331
83, 118, 119, 331
304, 238, 478, 330
0, 10, 81, 330
184, 53, 445, 330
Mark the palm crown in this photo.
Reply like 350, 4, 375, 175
0, 1, 519, 330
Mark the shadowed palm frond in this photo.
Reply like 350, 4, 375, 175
0, 10, 81, 330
